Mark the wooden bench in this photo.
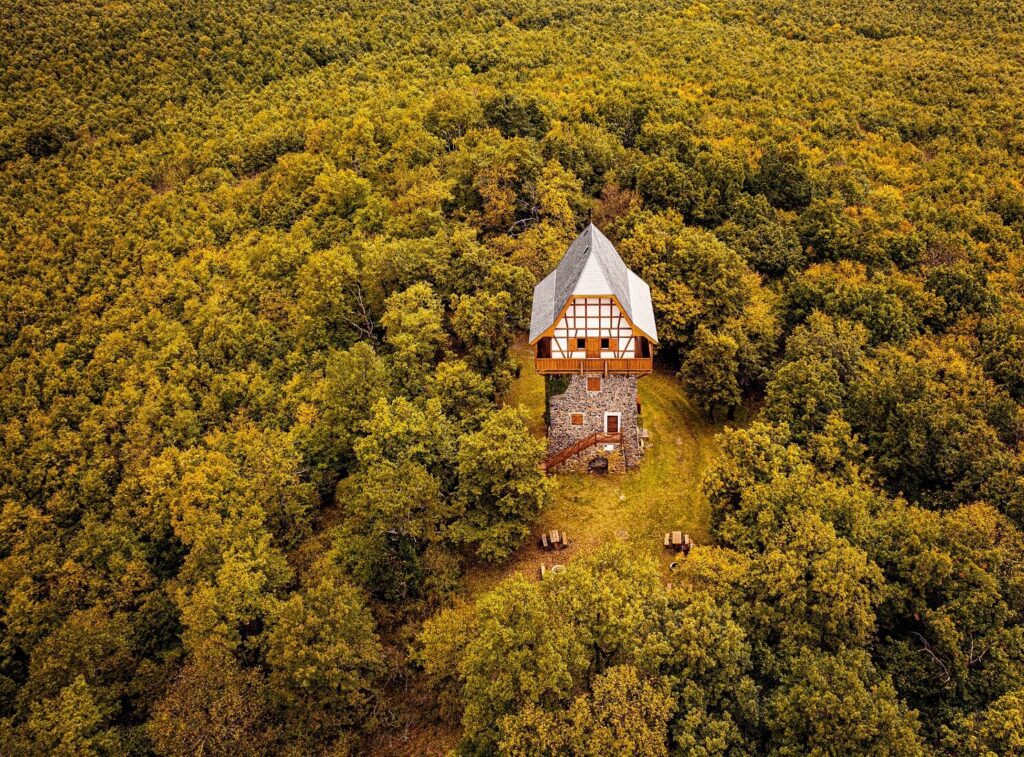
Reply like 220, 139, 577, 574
540, 533, 550, 550
664, 533, 671, 548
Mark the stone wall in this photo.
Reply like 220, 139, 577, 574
546, 374, 641, 472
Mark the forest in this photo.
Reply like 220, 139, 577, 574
2, 0, 1024, 754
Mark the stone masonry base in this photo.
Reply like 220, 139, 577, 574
547, 373, 641, 473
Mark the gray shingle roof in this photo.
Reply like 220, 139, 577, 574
529, 224, 658, 344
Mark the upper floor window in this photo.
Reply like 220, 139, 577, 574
576, 337, 586, 350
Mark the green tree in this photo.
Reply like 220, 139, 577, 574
941, 688, 1024, 756
381, 282, 446, 396
504, 665, 675, 757
679, 327, 741, 420
450, 289, 515, 379
23, 676, 119, 757
764, 358, 844, 441
289, 341, 393, 494
747, 142, 812, 211
741, 514, 884, 662
456, 577, 580, 754
715, 193, 805, 277
663, 591, 759, 756
544, 545, 669, 675
263, 570, 384, 746
450, 407, 547, 560
766, 648, 925, 756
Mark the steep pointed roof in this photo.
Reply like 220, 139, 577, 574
529, 224, 658, 344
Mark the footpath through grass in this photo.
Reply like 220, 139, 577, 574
466, 338, 731, 594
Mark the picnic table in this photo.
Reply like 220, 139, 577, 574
539, 530, 570, 550
663, 531, 693, 553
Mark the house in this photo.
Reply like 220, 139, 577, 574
529, 224, 658, 472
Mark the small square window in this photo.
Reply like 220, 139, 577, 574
571, 413, 584, 425
600, 337, 610, 349
587, 377, 602, 392
576, 337, 586, 350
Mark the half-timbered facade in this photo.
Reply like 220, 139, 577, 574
529, 225, 658, 473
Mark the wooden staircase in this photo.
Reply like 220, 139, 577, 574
540, 431, 623, 473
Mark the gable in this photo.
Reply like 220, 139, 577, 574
529, 224, 658, 344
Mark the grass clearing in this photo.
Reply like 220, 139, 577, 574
464, 338, 737, 595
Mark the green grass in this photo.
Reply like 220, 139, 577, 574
465, 338, 732, 594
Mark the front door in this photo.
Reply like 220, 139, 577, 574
605, 414, 620, 434
585, 337, 601, 358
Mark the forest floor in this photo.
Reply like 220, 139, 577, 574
464, 338, 735, 595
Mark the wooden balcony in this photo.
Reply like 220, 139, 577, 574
534, 357, 653, 375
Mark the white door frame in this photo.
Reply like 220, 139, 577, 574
604, 412, 621, 433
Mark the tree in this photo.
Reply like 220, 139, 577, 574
783, 312, 868, 383
847, 343, 1024, 516
505, 666, 675, 757
766, 648, 925, 756
764, 358, 844, 441
341, 459, 445, 602
263, 571, 384, 746
620, 212, 758, 350
450, 289, 515, 379
741, 514, 884, 662
289, 341, 393, 494
543, 545, 668, 676
294, 245, 371, 349
941, 688, 1024, 756
663, 591, 759, 756
484, 92, 550, 140
22, 676, 119, 757
20, 605, 136, 717
714, 193, 804, 277
869, 503, 1024, 725
148, 646, 273, 757
747, 142, 812, 211
977, 313, 1024, 400
354, 396, 456, 486
454, 576, 580, 754
450, 407, 547, 560
428, 359, 493, 430
381, 282, 446, 396
679, 327, 741, 419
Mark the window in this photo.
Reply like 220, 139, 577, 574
571, 413, 584, 425
600, 337, 610, 349
587, 377, 602, 392
576, 337, 586, 350
536, 337, 551, 359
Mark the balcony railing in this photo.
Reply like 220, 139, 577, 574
534, 357, 653, 375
